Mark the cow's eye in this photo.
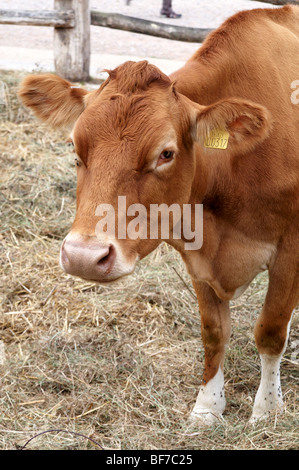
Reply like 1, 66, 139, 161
157, 150, 174, 166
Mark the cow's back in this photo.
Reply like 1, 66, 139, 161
172, 6, 299, 115
171, 5, 299, 220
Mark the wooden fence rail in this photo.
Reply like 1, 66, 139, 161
90, 11, 213, 43
0, 0, 298, 80
0, 9, 75, 27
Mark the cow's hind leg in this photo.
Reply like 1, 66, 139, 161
190, 281, 231, 425
251, 241, 299, 422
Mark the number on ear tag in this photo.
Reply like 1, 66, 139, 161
204, 129, 229, 149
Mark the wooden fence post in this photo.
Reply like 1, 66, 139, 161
54, 0, 90, 81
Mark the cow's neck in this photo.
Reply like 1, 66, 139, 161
190, 142, 238, 218
169, 141, 273, 300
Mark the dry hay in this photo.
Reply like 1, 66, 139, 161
0, 70, 298, 450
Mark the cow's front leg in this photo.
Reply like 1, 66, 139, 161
251, 246, 298, 423
190, 281, 231, 425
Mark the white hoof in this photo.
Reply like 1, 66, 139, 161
249, 413, 267, 424
189, 408, 223, 427
249, 405, 285, 425
189, 368, 226, 428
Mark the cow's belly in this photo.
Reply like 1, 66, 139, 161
184, 236, 277, 301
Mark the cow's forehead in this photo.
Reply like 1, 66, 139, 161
72, 88, 179, 165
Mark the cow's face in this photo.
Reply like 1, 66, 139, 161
19, 61, 271, 283
63, 65, 198, 281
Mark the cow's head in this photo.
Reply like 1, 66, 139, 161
19, 61, 271, 283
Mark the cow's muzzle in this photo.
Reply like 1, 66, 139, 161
60, 233, 132, 282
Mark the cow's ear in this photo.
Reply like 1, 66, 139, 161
196, 98, 272, 155
18, 74, 90, 128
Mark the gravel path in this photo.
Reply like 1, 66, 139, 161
0, 0, 278, 61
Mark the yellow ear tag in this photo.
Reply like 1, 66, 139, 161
204, 129, 229, 150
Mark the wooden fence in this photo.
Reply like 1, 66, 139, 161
0, 0, 297, 81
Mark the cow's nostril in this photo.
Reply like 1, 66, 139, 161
97, 244, 116, 272
98, 254, 109, 264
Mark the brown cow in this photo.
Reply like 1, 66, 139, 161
19, 5, 299, 425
